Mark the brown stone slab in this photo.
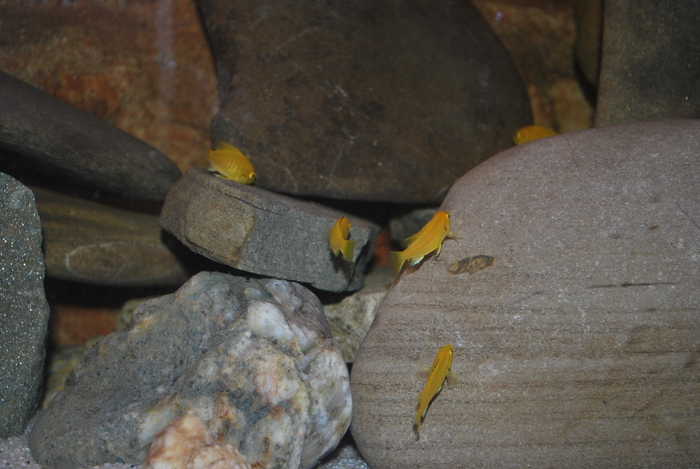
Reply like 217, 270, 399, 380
160, 169, 379, 292
200, 0, 531, 203
351, 119, 700, 468
0, 71, 181, 202
33, 187, 188, 287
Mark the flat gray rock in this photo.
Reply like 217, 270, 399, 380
351, 119, 700, 468
595, 1, 700, 126
160, 169, 379, 292
32, 187, 189, 287
200, 0, 530, 203
0, 174, 49, 437
29, 272, 352, 469
0, 71, 181, 202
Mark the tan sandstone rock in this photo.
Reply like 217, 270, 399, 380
351, 119, 700, 468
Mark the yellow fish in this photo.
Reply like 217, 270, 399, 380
200, 141, 256, 184
415, 344, 454, 436
329, 216, 356, 262
389, 210, 453, 272
512, 124, 558, 145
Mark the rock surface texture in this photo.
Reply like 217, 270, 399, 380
0, 71, 181, 202
351, 119, 700, 468
160, 169, 379, 292
29, 272, 351, 469
199, 0, 531, 203
595, 1, 700, 126
33, 187, 188, 287
0, 174, 50, 437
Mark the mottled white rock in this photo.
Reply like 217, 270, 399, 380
143, 410, 250, 469
29, 272, 351, 469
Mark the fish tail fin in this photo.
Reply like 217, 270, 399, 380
389, 251, 405, 272
341, 240, 356, 262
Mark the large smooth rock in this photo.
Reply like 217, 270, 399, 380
595, 1, 700, 126
0, 173, 50, 437
29, 272, 351, 469
160, 169, 379, 292
351, 119, 700, 468
32, 187, 188, 287
200, 0, 531, 203
0, 71, 181, 202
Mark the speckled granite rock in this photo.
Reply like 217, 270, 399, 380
29, 272, 351, 469
595, 1, 700, 126
351, 119, 700, 468
200, 0, 530, 203
32, 187, 188, 287
0, 174, 49, 437
0, 71, 181, 202
161, 169, 379, 292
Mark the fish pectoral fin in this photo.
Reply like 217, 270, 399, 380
341, 240, 356, 262
446, 370, 459, 386
407, 255, 424, 266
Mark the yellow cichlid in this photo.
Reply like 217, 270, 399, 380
200, 141, 256, 184
390, 210, 453, 272
512, 124, 558, 145
415, 344, 454, 436
329, 216, 356, 262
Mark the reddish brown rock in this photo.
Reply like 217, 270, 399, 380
200, 0, 531, 203
351, 119, 700, 468
0, 0, 217, 171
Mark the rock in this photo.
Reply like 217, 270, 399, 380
351, 119, 700, 468
32, 187, 189, 287
29, 272, 351, 469
0, 71, 181, 202
573, 0, 603, 85
160, 169, 379, 292
388, 208, 439, 246
595, 1, 700, 126
199, 0, 530, 203
0, 0, 217, 172
471, 0, 593, 133
324, 267, 394, 363
142, 410, 251, 469
0, 173, 50, 437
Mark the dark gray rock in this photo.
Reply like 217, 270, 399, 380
29, 272, 351, 469
0, 71, 181, 202
32, 187, 189, 287
200, 0, 531, 203
0, 173, 49, 437
388, 207, 439, 246
595, 1, 700, 126
160, 169, 379, 292
352, 119, 700, 468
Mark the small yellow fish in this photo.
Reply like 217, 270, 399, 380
389, 211, 453, 272
200, 141, 256, 184
512, 124, 558, 145
329, 216, 356, 262
415, 344, 454, 435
